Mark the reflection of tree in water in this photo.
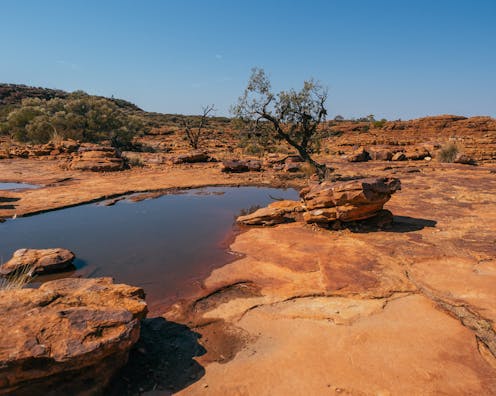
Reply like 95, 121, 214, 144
237, 204, 262, 218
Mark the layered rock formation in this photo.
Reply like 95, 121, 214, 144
237, 200, 304, 226
172, 151, 212, 164
328, 115, 496, 162
0, 277, 147, 395
348, 147, 371, 162
301, 177, 401, 224
3, 140, 80, 160
237, 177, 401, 227
222, 159, 262, 173
0, 248, 75, 276
68, 145, 125, 171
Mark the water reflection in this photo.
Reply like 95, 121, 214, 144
0, 187, 298, 314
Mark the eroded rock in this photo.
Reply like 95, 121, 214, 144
301, 177, 401, 224
237, 200, 303, 226
348, 147, 371, 162
368, 147, 393, 161
0, 277, 147, 395
68, 145, 125, 172
454, 153, 477, 165
172, 151, 211, 164
222, 159, 262, 173
405, 147, 430, 160
0, 248, 75, 276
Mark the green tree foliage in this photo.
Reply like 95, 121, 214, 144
0, 92, 145, 148
232, 68, 329, 178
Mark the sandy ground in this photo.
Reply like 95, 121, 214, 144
2, 158, 496, 395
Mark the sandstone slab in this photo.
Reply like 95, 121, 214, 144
222, 159, 262, 173
301, 177, 401, 224
172, 151, 211, 164
69, 145, 125, 172
348, 147, 370, 162
237, 200, 303, 226
0, 277, 147, 395
0, 248, 75, 276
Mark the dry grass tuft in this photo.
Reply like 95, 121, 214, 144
438, 142, 460, 163
0, 264, 35, 291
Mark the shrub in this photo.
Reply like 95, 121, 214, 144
243, 143, 265, 156
373, 119, 387, 128
438, 142, 459, 163
2, 94, 146, 148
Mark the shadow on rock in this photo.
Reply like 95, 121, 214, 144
336, 210, 437, 234
106, 317, 206, 395
0, 196, 20, 210
389, 215, 437, 232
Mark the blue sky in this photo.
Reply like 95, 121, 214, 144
1, 0, 495, 119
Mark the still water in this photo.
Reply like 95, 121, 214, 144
0, 182, 39, 191
0, 186, 298, 314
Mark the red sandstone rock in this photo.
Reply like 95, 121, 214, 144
301, 177, 401, 224
348, 147, 370, 162
368, 147, 393, 161
69, 145, 125, 171
172, 151, 211, 164
405, 147, 430, 160
284, 162, 301, 172
454, 153, 477, 165
222, 159, 262, 173
237, 200, 303, 226
0, 248, 75, 276
0, 277, 147, 395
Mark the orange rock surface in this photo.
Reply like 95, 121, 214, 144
1, 115, 496, 394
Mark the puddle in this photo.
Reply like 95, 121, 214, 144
0, 186, 298, 314
0, 182, 40, 191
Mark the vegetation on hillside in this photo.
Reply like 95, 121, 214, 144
0, 83, 235, 149
0, 86, 146, 148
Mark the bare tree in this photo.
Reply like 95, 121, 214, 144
181, 104, 215, 150
232, 68, 328, 178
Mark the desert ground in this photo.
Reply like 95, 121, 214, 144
1, 114, 496, 395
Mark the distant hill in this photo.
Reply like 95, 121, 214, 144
0, 83, 143, 112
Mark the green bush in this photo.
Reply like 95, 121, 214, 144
373, 119, 387, 128
1, 93, 146, 148
243, 143, 265, 156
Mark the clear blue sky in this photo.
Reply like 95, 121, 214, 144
1, 0, 495, 119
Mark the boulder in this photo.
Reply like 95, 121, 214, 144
0, 248, 75, 277
284, 155, 304, 163
172, 151, 211, 164
0, 277, 147, 395
368, 148, 393, 161
222, 159, 262, 173
405, 147, 430, 160
301, 177, 401, 224
282, 156, 303, 172
284, 162, 301, 172
348, 147, 371, 162
237, 200, 303, 226
69, 146, 125, 172
454, 153, 477, 165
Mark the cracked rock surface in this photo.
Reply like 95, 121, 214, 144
0, 277, 147, 396
164, 164, 496, 395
